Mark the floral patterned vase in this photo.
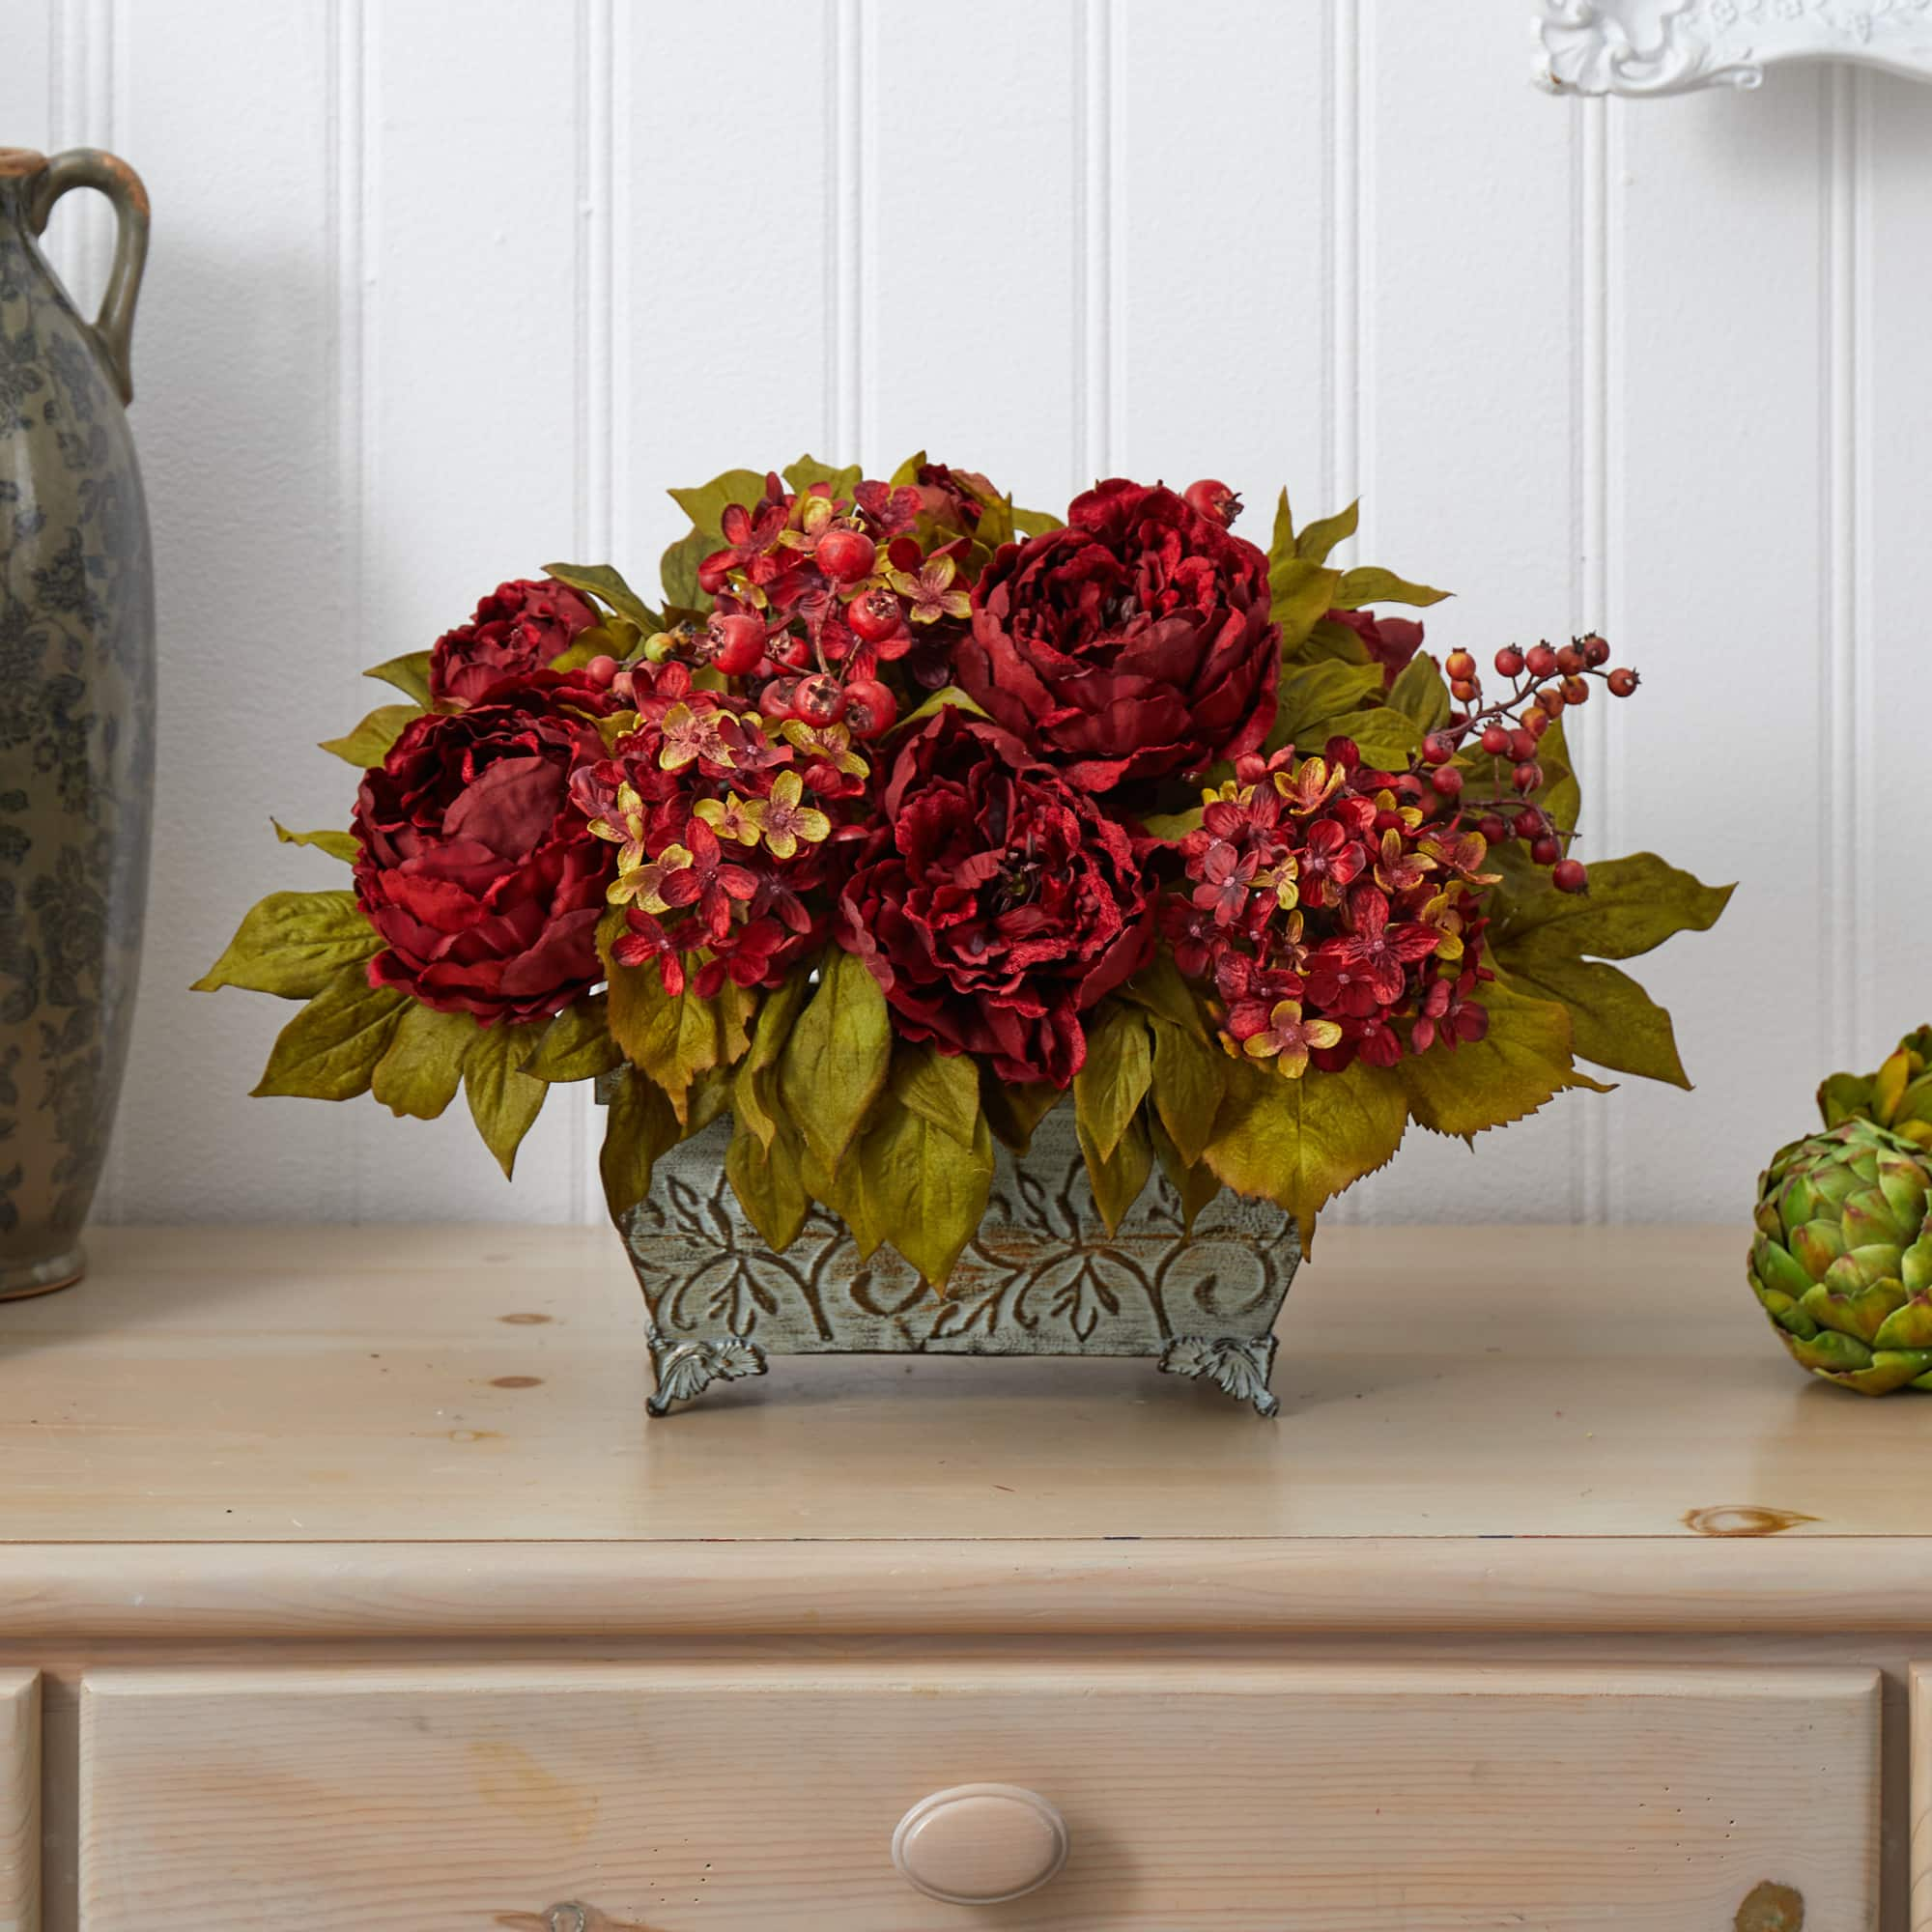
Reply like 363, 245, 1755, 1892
617, 1103, 1300, 1416
0, 149, 153, 1298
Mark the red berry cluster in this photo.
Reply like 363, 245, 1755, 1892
1416, 634, 1639, 895
566, 662, 871, 999
641, 469, 986, 743
1166, 741, 1497, 1077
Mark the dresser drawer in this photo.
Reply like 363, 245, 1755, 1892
78, 1662, 1876, 1931
0, 1673, 36, 1932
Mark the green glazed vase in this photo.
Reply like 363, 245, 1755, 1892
0, 148, 153, 1298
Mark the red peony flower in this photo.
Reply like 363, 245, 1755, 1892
1328, 606, 1426, 687
352, 676, 615, 1024
837, 707, 1153, 1087
428, 578, 598, 707
957, 478, 1279, 791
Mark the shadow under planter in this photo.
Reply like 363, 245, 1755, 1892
610, 1094, 1299, 1417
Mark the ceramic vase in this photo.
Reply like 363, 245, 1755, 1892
0, 148, 153, 1297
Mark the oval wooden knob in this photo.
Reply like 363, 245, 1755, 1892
892, 1783, 1068, 1905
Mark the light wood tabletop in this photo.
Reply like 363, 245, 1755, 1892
0, 1221, 1923, 1637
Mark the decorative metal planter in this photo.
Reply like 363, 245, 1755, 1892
615, 1105, 1299, 1416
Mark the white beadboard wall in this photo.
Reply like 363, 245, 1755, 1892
3, 1, 1926, 1228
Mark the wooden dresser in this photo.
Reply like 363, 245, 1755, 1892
1, 1222, 1925, 1929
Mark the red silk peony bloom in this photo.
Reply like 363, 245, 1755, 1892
837, 707, 1153, 1086
352, 676, 615, 1024
957, 478, 1279, 791
428, 578, 598, 707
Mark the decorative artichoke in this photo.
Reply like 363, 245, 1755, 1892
1748, 1118, 1932, 1394
1818, 1026, 1932, 1151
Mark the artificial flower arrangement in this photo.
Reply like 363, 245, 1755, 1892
200, 456, 1730, 1293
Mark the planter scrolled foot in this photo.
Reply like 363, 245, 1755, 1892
645, 1331, 767, 1416
1160, 1333, 1281, 1418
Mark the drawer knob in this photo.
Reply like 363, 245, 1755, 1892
892, 1782, 1069, 1905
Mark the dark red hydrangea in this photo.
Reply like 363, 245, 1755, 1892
957, 478, 1279, 791
837, 706, 1154, 1087
353, 674, 617, 1024
1328, 606, 1427, 687
428, 578, 598, 707
1163, 738, 1495, 1074
569, 662, 871, 999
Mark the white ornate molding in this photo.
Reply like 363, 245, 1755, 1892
1535, 0, 1932, 96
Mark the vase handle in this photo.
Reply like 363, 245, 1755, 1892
26, 148, 150, 408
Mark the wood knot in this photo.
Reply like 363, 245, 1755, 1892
1736, 1879, 1804, 1932
1682, 1505, 1817, 1538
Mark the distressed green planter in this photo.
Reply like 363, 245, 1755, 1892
613, 1101, 1299, 1416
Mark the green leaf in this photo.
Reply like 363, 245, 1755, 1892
1119, 952, 1213, 1037
1319, 704, 1420, 767
195, 891, 382, 999
724, 1117, 812, 1252
1490, 852, 1734, 963
781, 455, 862, 499
1398, 978, 1602, 1142
362, 652, 434, 706
1079, 1110, 1153, 1236
888, 449, 928, 488
1496, 955, 1693, 1089
668, 469, 772, 537
1294, 498, 1359, 565
1387, 652, 1451, 734
250, 963, 408, 1101
1331, 566, 1452, 610
1012, 505, 1063, 537
1140, 807, 1203, 843
523, 995, 623, 1083
892, 1041, 983, 1150
980, 1075, 1063, 1155
659, 528, 712, 611
1205, 1057, 1406, 1246
318, 704, 420, 767
684, 1062, 736, 1137
539, 561, 662, 635
778, 948, 893, 1175
1299, 615, 1375, 666
1151, 1116, 1223, 1234
601, 920, 753, 1121
371, 1002, 476, 1120
599, 1065, 682, 1225
1269, 485, 1295, 556
1268, 556, 1343, 655
891, 684, 990, 735
270, 820, 359, 866
463, 1019, 550, 1178
733, 970, 811, 1151
1072, 1001, 1152, 1163
1150, 1016, 1228, 1166
1271, 660, 1381, 752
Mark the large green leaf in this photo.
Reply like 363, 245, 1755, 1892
1078, 1111, 1153, 1236
1073, 1001, 1153, 1163
892, 1041, 983, 1150
250, 964, 408, 1102
778, 949, 893, 1176
1489, 852, 1734, 962
1205, 1057, 1406, 1245
362, 651, 435, 706
1398, 978, 1604, 1142
1150, 1015, 1227, 1166
271, 820, 359, 866
1151, 1115, 1224, 1234
980, 1076, 1064, 1155
1270, 660, 1381, 752
1321, 704, 1420, 767
540, 560, 662, 635
724, 1117, 811, 1252
318, 704, 420, 767
781, 455, 862, 499
659, 528, 712, 611
371, 1002, 476, 1120
463, 1019, 550, 1178
1387, 652, 1451, 734
601, 920, 753, 1121
732, 970, 811, 1151
1268, 556, 1344, 655
892, 685, 990, 735
196, 891, 382, 1000
1119, 952, 1212, 1036
1496, 955, 1693, 1089
522, 995, 623, 1083
1330, 566, 1452, 610
668, 469, 771, 537
1293, 499, 1359, 565
598, 1065, 683, 1224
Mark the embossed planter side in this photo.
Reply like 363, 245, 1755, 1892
0, 149, 154, 1297
616, 1104, 1299, 1416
